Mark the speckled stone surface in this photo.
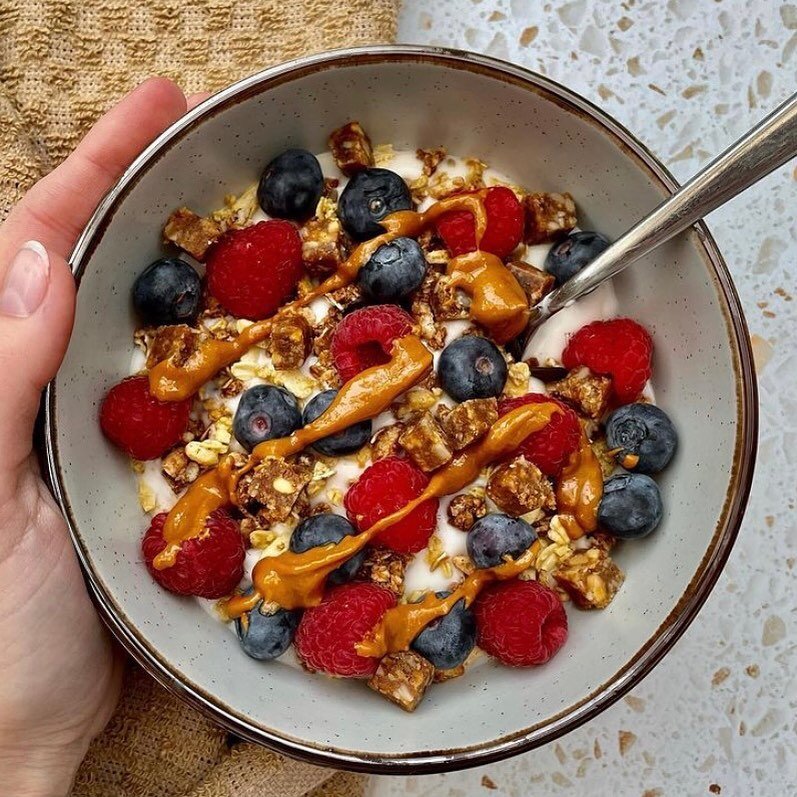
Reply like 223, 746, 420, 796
368, 1, 796, 794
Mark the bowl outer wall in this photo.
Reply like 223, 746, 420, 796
44, 46, 757, 773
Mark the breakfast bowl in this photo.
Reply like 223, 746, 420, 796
44, 45, 757, 773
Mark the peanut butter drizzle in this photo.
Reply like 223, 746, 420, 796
555, 436, 603, 539
148, 193, 491, 402
356, 542, 542, 658
220, 402, 559, 615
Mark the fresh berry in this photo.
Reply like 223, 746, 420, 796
142, 510, 245, 599
303, 389, 372, 456
233, 385, 302, 452
438, 336, 508, 402
544, 231, 610, 286
257, 148, 324, 221
436, 186, 523, 260
562, 318, 653, 404
598, 473, 663, 539
497, 393, 582, 477
294, 582, 396, 677
338, 168, 413, 241
467, 513, 537, 569
344, 456, 438, 554
206, 221, 303, 319
290, 513, 365, 584
236, 596, 301, 661
132, 257, 201, 326
411, 593, 476, 670
358, 237, 427, 302
100, 375, 191, 460
473, 579, 568, 666
330, 304, 414, 383
605, 403, 678, 474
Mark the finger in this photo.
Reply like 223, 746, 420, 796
186, 91, 212, 110
0, 240, 75, 475
0, 78, 188, 264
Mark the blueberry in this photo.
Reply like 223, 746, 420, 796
598, 473, 663, 539
359, 237, 427, 302
544, 231, 610, 286
233, 385, 301, 452
467, 513, 537, 569
132, 257, 201, 326
411, 592, 476, 670
338, 168, 412, 240
302, 389, 372, 457
289, 513, 365, 584
606, 403, 678, 474
257, 148, 324, 221
438, 336, 508, 402
236, 598, 301, 661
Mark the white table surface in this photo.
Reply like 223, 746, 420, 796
369, 1, 796, 794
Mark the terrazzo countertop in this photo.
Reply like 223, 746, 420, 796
369, 1, 796, 794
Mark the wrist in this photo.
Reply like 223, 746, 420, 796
0, 739, 85, 797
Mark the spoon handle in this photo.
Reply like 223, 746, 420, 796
533, 91, 797, 325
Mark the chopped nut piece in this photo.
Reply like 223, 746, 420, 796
523, 192, 577, 245
549, 366, 612, 420
416, 146, 447, 176
370, 423, 405, 461
554, 546, 624, 609
447, 493, 487, 531
506, 260, 556, 306
431, 274, 470, 320
438, 398, 498, 451
137, 480, 157, 513
236, 457, 311, 525
433, 664, 465, 683
503, 361, 531, 398
399, 411, 453, 472
487, 456, 556, 516
161, 447, 201, 491
163, 207, 222, 260
356, 548, 409, 597
451, 554, 476, 575
328, 121, 374, 176
145, 324, 200, 369
367, 651, 434, 712
270, 313, 312, 370
392, 387, 439, 421
299, 197, 344, 277
209, 184, 259, 231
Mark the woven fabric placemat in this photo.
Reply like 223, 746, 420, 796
0, 1, 398, 794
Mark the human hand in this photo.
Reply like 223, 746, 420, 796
0, 78, 207, 797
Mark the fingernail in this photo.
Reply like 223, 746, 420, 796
0, 240, 50, 318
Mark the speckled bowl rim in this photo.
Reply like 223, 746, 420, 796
43, 45, 758, 774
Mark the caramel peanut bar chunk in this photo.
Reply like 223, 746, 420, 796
356, 548, 409, 597
368, 651, 435, 712
163, 207, 222, 261
438, 398, 498, 451
370, 423, 405, 461
328, 121, 374, 176
236, 457, 311, 525
270, 313, 312, 370
447, 493, 487, 531
145, 324, 200, 369
554, 547, 624, 609
399, 411, 453, 472
506, 260, 556, 307
299, 197, 344, 278
523, 192, 577, 245
549, 366, 612, 420
487, 456, 556, 516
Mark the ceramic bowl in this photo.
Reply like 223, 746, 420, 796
45, 46, 757, 773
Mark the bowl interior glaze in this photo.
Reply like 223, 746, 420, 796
47, 48, 755, 772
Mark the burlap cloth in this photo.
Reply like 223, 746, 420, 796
0, 2, 400, 794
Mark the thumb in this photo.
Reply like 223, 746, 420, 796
0, 240, 75, 472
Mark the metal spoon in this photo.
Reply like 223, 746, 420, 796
514, 91, 797, 358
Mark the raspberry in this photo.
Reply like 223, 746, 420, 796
497, 393, 581, 477
100, 375, 191, 460
344, 456, 438, 554
205, 220, 303, 319
473, 579, 568, 666
436, 186, 523, 260
294, 583, 396, 677
562, 318, 653, 404
142, 511, 245, 599
330, 304, 414, 383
